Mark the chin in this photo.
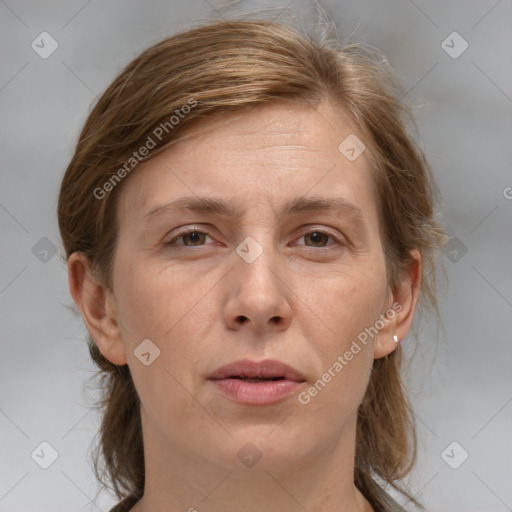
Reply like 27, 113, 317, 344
209, 429, 313, 476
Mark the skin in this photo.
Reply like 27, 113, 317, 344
68, 100, 421, 512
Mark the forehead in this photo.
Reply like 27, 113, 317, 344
117, 100, 378, 226
175, 100, 360, 157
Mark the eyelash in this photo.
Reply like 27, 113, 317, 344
165, 227, 344, 251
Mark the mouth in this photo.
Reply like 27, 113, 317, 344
231, 376, 285, 382
208, 359, 306, 405
209, 358, 306, 382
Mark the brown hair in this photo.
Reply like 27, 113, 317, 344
58, 16, 447, 509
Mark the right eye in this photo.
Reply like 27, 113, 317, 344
166, 228, 215, 248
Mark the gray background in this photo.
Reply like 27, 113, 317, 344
1, 1, 511, 511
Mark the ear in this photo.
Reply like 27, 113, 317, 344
67, 252, 127, 365
374, 249, 422, 359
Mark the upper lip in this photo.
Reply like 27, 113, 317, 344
209, 359, 306, 382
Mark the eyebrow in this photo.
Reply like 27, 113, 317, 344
143, 195, 365, 225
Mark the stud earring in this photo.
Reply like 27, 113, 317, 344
393, 335, 399, 343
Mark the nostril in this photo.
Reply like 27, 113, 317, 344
237, 315, 248, 323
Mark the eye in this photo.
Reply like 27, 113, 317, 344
296, 230, 341, 248
166, 228, 214, 247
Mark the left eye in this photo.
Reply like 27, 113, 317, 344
297, 231, 338, 248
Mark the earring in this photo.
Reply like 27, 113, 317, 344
393, 335, 399, 343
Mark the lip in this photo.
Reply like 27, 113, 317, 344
208, 359, 306, 405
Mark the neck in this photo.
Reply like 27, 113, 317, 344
130, 407, 373, 512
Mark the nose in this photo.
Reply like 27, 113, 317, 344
223, 247, 293, 335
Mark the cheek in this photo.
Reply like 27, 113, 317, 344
112, 258, 213, 420
302, 256, 389, 345
113, 255, 223, 396
114, 255, 207, 342
296, 256, 388, 407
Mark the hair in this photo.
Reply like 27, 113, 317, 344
57, 15, 448, 510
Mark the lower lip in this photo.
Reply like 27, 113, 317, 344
210, 378, 304, 405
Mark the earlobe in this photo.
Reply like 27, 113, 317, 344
67, 252, 127, 365
374, 249, 422, 359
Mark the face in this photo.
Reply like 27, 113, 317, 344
108, 100, 395, 476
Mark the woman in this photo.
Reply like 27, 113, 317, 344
58, 18, 447, 512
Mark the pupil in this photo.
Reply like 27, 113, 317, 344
187, 231, 202, 245
308, 232, 325, 246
